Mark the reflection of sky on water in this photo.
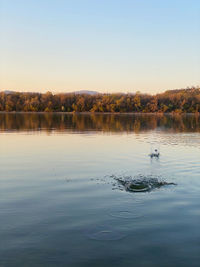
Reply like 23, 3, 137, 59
1, 114, 200, 266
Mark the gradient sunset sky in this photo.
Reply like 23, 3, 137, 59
0, 0, 199, 94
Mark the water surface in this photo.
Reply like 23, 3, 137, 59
1, 113, 200, 266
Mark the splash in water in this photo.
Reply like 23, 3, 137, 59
111, 174, 176, 193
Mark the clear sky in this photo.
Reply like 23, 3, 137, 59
0, 0, 199, 94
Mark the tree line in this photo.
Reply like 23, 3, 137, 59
0, 87, 200, 113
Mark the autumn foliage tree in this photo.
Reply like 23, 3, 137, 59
0, 87, 200, 113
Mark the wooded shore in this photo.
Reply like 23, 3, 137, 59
1, 87, 200, 113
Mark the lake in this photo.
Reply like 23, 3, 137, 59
1, 113, 200, 267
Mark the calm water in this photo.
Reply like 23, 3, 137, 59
1, 113, 200, 267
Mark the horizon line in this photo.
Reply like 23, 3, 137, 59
1, 86, 200, 96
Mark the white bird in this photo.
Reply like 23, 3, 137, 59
150, 149, 160, 158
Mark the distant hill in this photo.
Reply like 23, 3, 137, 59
163, 87, 200, 95
3, 90, 15, 94
73, 90, 99, 95
1, 90, 99, 95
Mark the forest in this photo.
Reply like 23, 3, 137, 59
0, 87, 200, 113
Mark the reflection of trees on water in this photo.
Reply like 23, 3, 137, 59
0, 113, 200, 133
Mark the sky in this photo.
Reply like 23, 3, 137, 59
0, 0, 199, 94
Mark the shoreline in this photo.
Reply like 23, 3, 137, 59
0, 111, 199, 115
